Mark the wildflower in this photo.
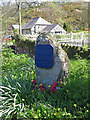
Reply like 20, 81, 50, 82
37, 85, 45, 92
51, 86, 56, 93
87, 103, 88, 106
48, 85, 51, 87
34, 115, 38, 118
31, 108, 34, 111
53, 82, 58, 86
86, 110, 89, 112
51, 82, 58, 93
66, 90, 68, 93
20, 74, 22, 77
58, 108, 60, 111
74, 116, 76, 118
84, 107, 86, 108
35, 85, 38, 87
12, 103, 15, 106
74, 104, 77, 107
32, 90, 34, 92
67, 113, 70, 115
32, 71, 34, 74
40, 84, 42, 86
32, 79, 36, 85
54, 112, 57, 116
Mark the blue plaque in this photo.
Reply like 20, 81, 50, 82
35, 44, 53, 68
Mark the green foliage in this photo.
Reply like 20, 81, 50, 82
61, 44, 89, 60
63, 22, 72, 32
15, 34, 35, 57
0, 85, 25, 119
2, 2, 88, 33
13, 29, 18, 33
0, 47, 89, 119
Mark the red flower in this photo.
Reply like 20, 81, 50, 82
32, 79, 36, 85
51, 82, 58, 93
37, 85, 45, 92
53, 82, 58, 86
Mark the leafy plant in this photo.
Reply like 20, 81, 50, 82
0, 84, 25, 119
0, 47, 89, 119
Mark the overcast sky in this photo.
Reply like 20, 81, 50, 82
0, 0, 90, 5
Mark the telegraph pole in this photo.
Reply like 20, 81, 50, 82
19, 2, 22, 34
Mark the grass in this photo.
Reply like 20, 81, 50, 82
0, 47, 89, 119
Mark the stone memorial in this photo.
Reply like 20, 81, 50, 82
35, 33, 70, 89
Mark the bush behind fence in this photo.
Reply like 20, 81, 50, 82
15, 34, 89, 60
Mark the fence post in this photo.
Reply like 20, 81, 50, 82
76, 33, 77, 46
70, 31, 73, 46
70, 31, 73, 40
81, 32, 84, 46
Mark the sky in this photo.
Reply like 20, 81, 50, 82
0, 0, 90, 5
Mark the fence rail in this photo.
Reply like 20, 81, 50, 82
57, 32, 89, 47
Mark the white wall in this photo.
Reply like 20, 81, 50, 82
31, 25, 47, 34
36, 25, 47, 33
51, 25, 66, 34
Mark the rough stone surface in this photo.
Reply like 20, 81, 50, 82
35, 33, 70, 88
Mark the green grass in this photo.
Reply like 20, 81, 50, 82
0, 47, 89, 119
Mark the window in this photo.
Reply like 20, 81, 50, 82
55, 31, 62, 33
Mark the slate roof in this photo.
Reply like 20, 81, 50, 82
22, 17, 39, 30
42, 24, 57, 32
42, 24, 66, 33
22, 17, 51, 30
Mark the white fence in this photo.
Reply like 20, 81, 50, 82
21, 32, 89, 47
57, 32, 89, 47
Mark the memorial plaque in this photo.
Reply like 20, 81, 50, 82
35, 33, 70, 89
35, 44, 53, 68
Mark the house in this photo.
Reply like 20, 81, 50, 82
22, 17, 51, 34
22, 17, 66, 35
42, 24, 66, 34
